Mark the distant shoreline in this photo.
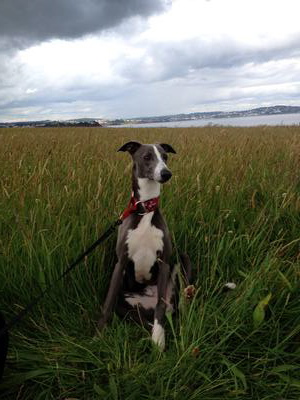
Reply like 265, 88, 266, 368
1, 105, 300, 128
111, 112, 300, 128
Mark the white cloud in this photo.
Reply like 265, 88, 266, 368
144, 0, 300, 44
25, 88, 38, 94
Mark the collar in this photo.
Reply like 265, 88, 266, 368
120, 193, 160, 220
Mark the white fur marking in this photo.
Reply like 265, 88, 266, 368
125, 285, 158, 309
137, 178, 160, 202
152, 318, 165, 350
126, 212, 164, 283
125, 274, 175, 312
153, 145, 167, 182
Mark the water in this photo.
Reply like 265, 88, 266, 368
113, 113, 300, 128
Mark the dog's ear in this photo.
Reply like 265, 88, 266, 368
159, 143, 176, 154
117, 141, 141, 154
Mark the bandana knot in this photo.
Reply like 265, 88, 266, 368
121, 194, 159, 220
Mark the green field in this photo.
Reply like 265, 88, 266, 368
1, 126, 300, 399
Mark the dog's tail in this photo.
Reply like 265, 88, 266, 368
179, 253, 192, 286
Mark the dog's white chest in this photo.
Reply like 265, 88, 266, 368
126, 212, 164, 283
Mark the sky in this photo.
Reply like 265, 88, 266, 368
0, 0, 300, 122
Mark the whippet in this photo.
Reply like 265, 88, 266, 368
97, 141, 191, 350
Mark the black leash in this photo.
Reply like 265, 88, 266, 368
0, 218, 123, 339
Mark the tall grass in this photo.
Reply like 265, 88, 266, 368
0, 126, 300, 399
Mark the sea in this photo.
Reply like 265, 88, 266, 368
113, 113, 300, 128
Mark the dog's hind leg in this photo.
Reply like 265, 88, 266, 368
116, 299, 153, 331
97, 253, 128, 331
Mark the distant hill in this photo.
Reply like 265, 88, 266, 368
0, 119, 103, 128
1, 105, 300, 127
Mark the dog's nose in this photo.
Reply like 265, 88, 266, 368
160, 169, 172, 182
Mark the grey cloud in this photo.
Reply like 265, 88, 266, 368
1, 85, 121, 110
0, 0, 166, 46
117, 35, 300, 84
3, 61, 300, 121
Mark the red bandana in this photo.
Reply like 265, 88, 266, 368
120, 194, 160, 220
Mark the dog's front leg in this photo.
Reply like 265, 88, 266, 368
152, 257, 170, 351
97, 253, 128, 331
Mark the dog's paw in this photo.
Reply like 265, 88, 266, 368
152, 319, 165, 351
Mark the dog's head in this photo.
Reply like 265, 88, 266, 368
118, 141, 176, 183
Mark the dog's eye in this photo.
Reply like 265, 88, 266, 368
162, 154, 168, 162
144, 154, 152, 161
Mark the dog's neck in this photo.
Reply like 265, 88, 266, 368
132, 174, 160, 202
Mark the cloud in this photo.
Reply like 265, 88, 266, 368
1, 0, 300, 121
116, 34, 300, 84
0, 0, 167, 46
1, 33, 300, 121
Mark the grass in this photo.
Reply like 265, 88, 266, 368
0, 126, 300, 399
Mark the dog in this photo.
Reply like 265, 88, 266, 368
97, 141, 191, 350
